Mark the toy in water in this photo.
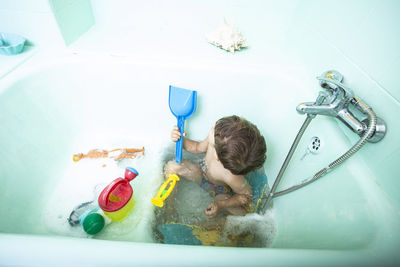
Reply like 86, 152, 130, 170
152, 174, 180, 207
169, 85, 197, 163
98, 167, 138, 222
68, 201, 96, 226
68, 201, 106, 235
82, 213, 105, 235
78, 205, 106, 235
68, 167, 139, 235
73, 147, 145, 162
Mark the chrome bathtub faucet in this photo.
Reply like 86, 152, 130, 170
296, 70, 386, 143
261, 71, 387, 213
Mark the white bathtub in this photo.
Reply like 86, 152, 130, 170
0, 51, 399, 266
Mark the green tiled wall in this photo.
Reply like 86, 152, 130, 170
49, 0, 94, 45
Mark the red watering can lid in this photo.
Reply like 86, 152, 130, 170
98, 167, 138, 212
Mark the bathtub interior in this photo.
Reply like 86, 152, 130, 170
0, 56, 394, 251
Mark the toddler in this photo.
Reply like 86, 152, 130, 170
165, 115, 267, 218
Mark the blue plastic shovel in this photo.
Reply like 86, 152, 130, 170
168, 85, 197, 163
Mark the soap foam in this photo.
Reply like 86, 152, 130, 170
43, 136, 167, 242
223, 210, 277, 247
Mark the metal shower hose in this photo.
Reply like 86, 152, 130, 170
260, 97, 377, 213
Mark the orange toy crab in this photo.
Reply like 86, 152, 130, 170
73, 147, 145, 162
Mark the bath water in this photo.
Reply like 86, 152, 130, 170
154, 147, 277, 247
44, 135, 276, 246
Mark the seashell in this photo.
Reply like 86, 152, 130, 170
205, 18, 248, 53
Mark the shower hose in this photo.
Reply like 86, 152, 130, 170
260, 97, 377, 213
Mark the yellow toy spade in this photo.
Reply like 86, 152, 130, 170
152, 174, 180, 207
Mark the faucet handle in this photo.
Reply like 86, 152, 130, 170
316, 76, 355, 99
318, 70, 343, 90
315, 91, 329, 105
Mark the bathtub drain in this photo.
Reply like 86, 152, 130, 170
301, 136, 321, 160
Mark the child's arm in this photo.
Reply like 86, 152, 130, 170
205, 193, 251, 218
170, 125, 210, 154
204, 175, 253, 218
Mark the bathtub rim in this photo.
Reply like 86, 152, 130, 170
0, 232, 394, 267
0, 48, 313, 95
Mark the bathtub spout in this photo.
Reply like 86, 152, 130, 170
296, 90, 333, 116
296, 102, 337, 117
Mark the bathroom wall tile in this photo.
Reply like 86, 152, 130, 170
0, 0, 95, 49
376, 55, 400, 101
340, 0, 400, 102
90, 0, 299, 34
0, 0, 50, 13
297, 0, 400, 102
48, 0, 79, 12
49, 0, 94, 45
88, 0, 300, 64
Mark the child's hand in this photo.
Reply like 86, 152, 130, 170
204, 201, 220, 218
164, 160, 181, 176
170, 125, 186, 142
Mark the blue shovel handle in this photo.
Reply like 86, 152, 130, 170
175, 117, 185, 163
